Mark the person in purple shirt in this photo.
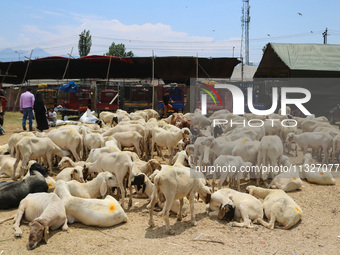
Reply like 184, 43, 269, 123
20, 87, 35, 131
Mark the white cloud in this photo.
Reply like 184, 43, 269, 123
3, 12, 242, 58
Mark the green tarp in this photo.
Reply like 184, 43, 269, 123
255, 43, 340, 78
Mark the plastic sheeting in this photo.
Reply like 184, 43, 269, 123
58, 81, 78, 93
79, 108, 99, 124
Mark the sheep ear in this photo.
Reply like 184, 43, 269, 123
100, 180, 108, 197
71, 170, 76, 180
218, 207, 226, 220
43, 226, 49, 243
227, 193, 233, 201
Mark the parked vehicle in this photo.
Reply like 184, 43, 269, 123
157, 83, 186, 115
96, 89, 119, 112
123, 84, 152, 112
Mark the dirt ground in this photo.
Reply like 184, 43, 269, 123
0, 112, 340, 255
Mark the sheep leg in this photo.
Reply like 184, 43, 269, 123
12, 158, 20, 180
168, 147, 173, 165
148, 190, 158, 228
162, 195, 175, 235
177, 199, 184, 221
13, 200, 27, 237
70, 148, 80, 162
46, 154, 54, 176
61, 219, 68, 231
150, 139, 155, 159
128, 180, 133, 208
231, 204, 253, 228
20, 156, 29, 177
118, 180, 126, 209
189, 193, 197, 226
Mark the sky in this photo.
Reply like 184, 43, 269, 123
1, 0, 340, 64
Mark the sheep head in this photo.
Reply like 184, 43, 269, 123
218, 200, 235, 221
198, 185, 212, 204
27, 219, 49, 250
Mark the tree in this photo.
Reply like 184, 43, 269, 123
78, 30, 92, 57
106, 42, 134, 57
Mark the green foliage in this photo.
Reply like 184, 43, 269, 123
78, 30, 92, 57
105, 42, 134, 57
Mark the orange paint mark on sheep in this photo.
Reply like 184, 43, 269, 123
295, 207, 301, 213
242, 142, 246, 144
109, 204, 115, 211
320, 172, 324, 175
48, 183, 53, 187
293, 177, 297, 180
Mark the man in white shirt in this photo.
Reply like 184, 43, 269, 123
47, 108, 57, 127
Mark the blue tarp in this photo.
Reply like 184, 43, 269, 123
59, 81, 78, 93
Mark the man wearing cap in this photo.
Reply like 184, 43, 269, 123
20, 87, 35, 131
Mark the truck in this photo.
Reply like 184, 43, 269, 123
157, 83, 186, 116
123, 84, 152, 112
59, 89, 119, 118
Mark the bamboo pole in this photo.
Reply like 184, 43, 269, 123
105, 56, 112, 89
1, 62, 13, 87
62, 47, 73, 81
14, 50, 33, 111
152, 50, 155, 110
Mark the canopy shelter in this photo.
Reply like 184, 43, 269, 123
0, 56, 240, 84
255, 43, 340, 78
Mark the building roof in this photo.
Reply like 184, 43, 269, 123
255, 43, 340, 78
0, 56, 240, 84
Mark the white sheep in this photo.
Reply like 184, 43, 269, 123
148, 166, 211, 234
54, 180, 128, 227
266, 156, 302, 192
257, 135, 283, 182
301, 154, 335, 185
208, 188, 263, 228
13, 137, 70, 179
246, 186, 303, 230
286, 132, 332, 164
212, 155, 252, 192
56, 166, 85, 183
151, 127, 191, 165
12, 192, 68, 250
85, 152, 133, 208
112, 131, 144, 158
66, 171, 117, 198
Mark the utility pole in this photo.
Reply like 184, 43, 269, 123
323, 28, 328, 44
241, 0, 250, 65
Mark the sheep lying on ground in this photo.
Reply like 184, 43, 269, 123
301, 154, 336, 185
66, 171, 117, 198
0, 169, 48, 209
12, 193, 68, 250
56, 166, 85, 183
266, 156, 303, 192
246, 186, 303, 229
208, 188, 263, 228
54, 180, 128, 227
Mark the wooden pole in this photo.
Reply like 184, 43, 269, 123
196, 53, 198, 80
152, 50, 155, 110
62, 47, 73, 81
105, 56, 112, 89
1, 62, 13, 87
14, 49, 33, 111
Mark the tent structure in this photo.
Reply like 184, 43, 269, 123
255, 43, 340, 78
0, 56, 240, 84
254, 43, 340, 117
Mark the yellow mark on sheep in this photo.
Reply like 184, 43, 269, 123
293, 177, 297, 180
295, 207, 301, 213
109, 204, 115, 211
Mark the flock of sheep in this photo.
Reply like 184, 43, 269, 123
0, 107, 337, 250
